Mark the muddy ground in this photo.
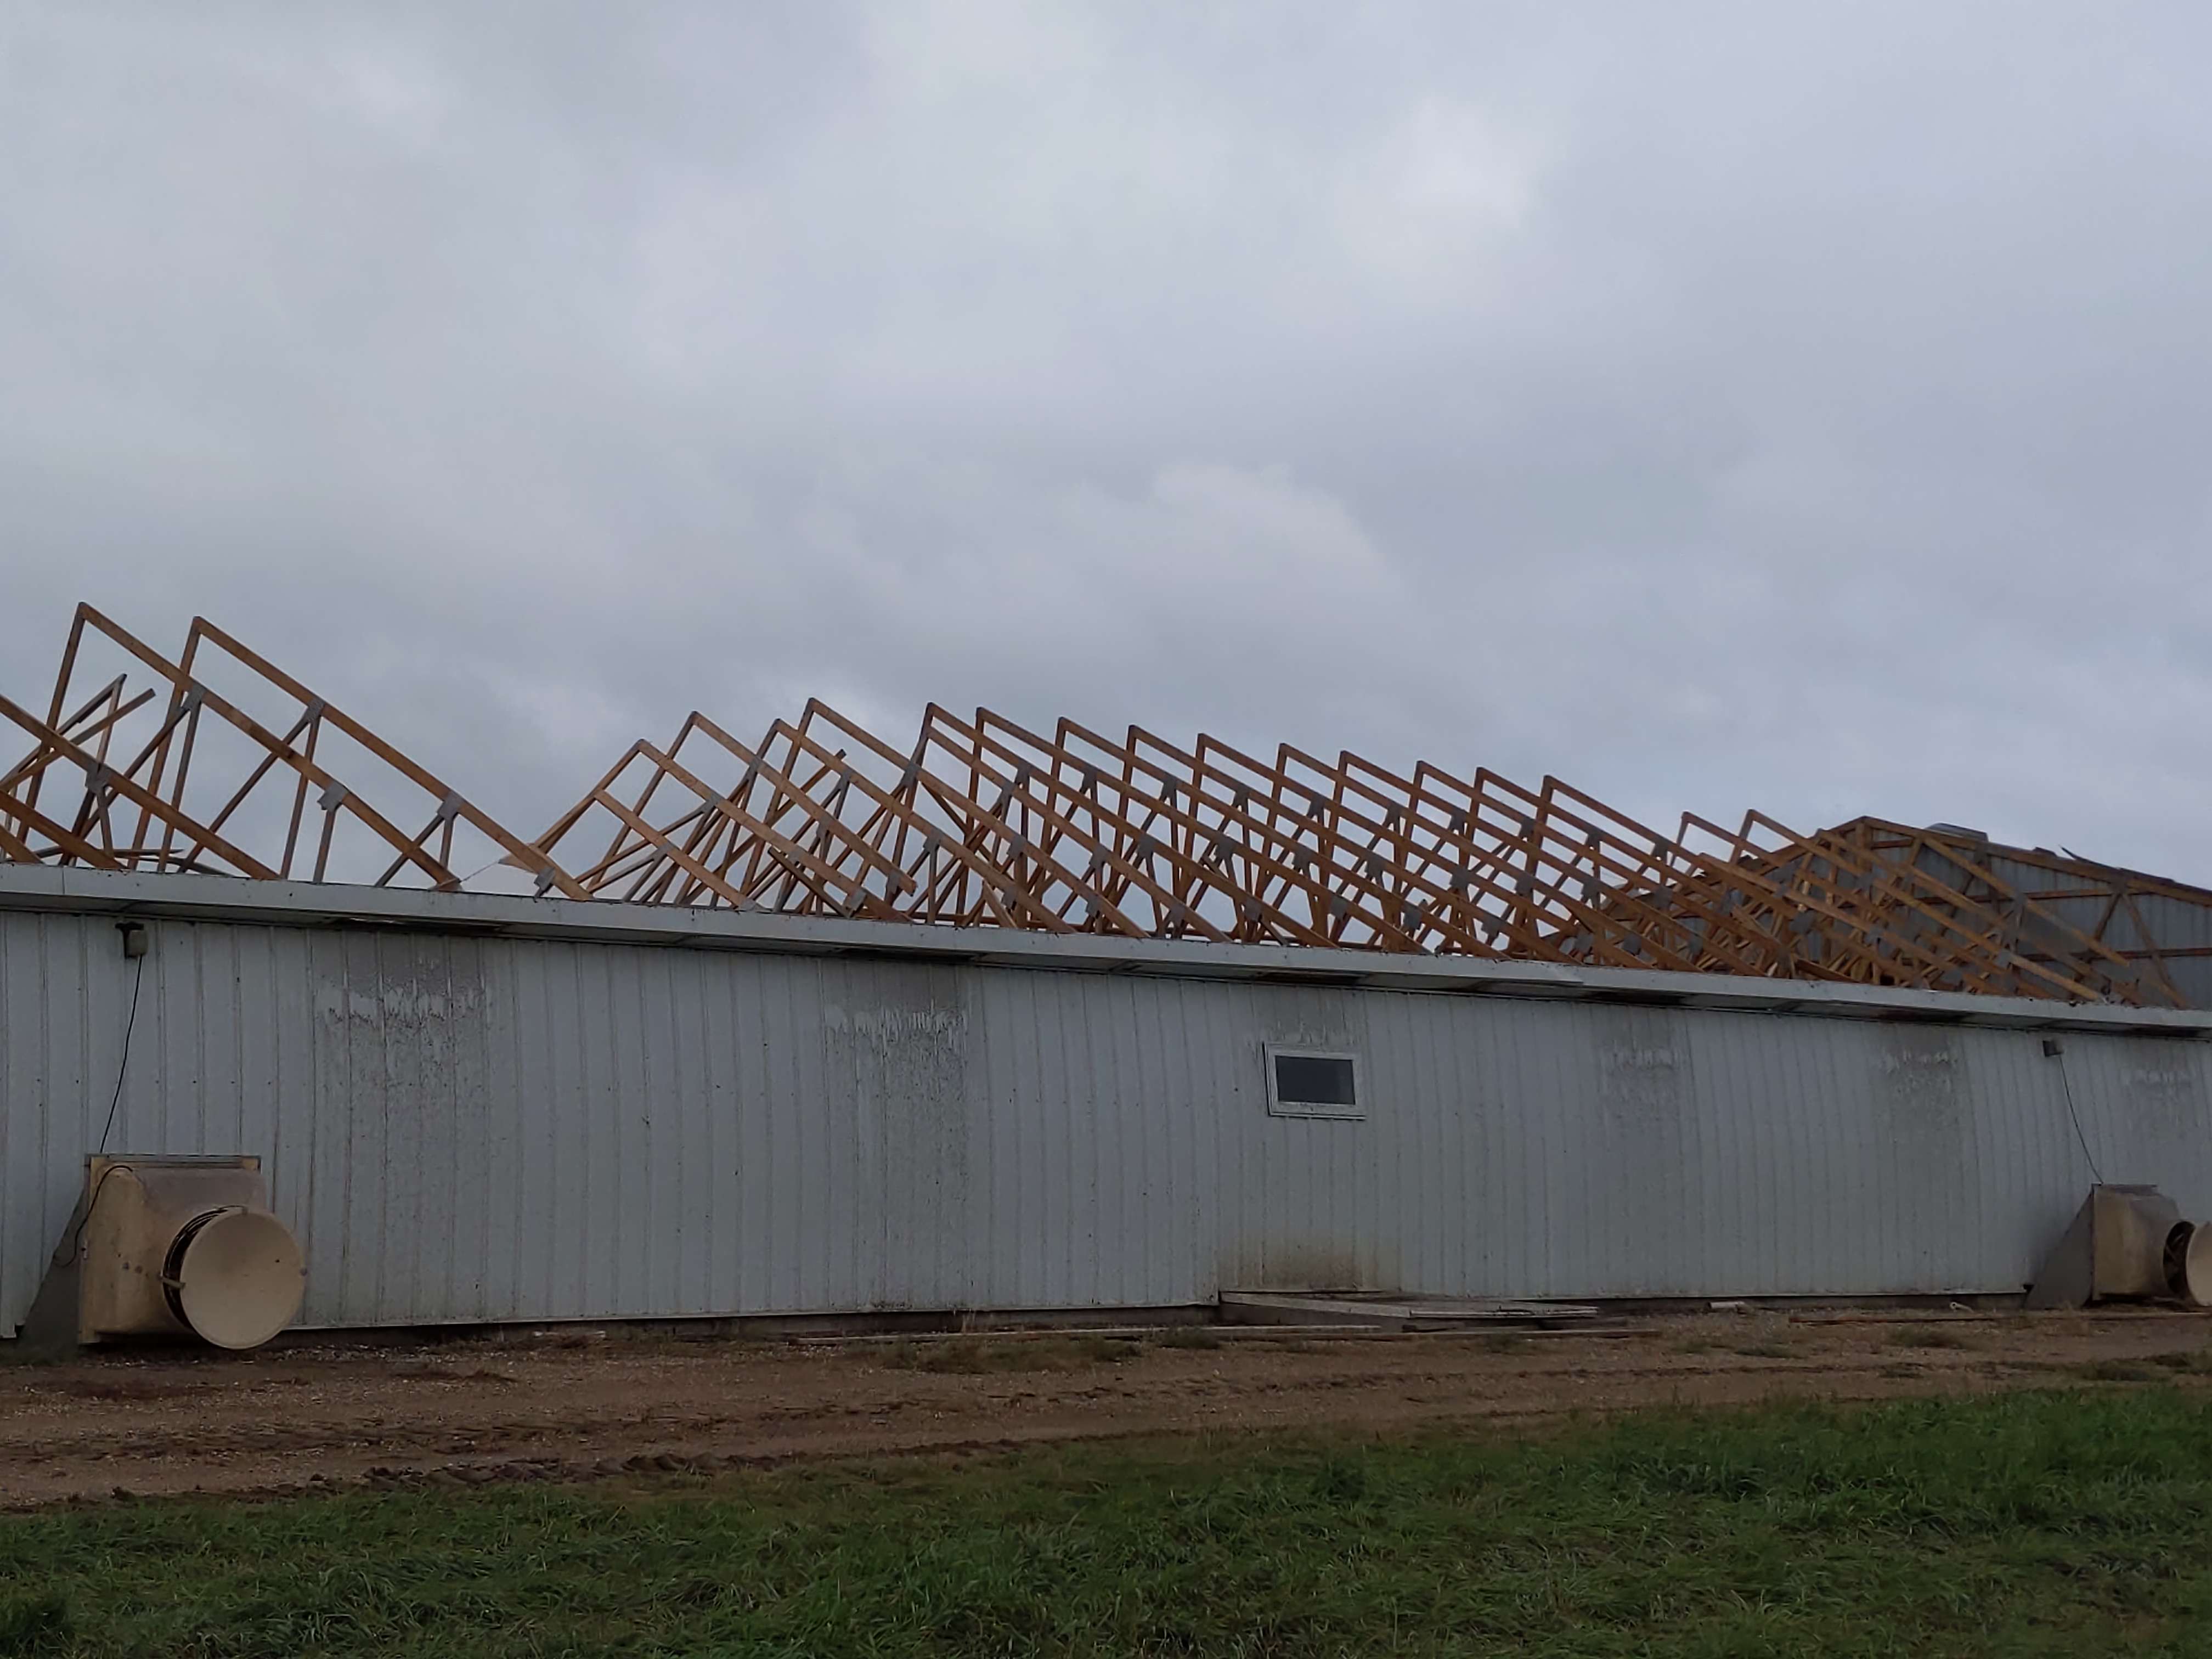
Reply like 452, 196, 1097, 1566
4, 1307, 2208, 1509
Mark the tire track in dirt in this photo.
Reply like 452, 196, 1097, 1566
4, 1310, 2207, 1509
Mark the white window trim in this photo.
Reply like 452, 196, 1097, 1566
1264, 1043, 1365, 1120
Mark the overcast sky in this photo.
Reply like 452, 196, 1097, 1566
4, 4, 2208, 881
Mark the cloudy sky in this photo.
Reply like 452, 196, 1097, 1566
4, 4, 2208, 879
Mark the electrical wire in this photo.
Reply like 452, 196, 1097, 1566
96, 949, 146, 1156
63, 1161, 132, 1267
64, 950, 149, 1266
2057, 1056, 2104, 1184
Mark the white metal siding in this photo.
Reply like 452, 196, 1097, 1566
6, 907, 2212, 1334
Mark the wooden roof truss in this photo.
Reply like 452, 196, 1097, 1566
533, 702, 2186, 1007
1, 605, 583, 896
3, 605, 2197, 1007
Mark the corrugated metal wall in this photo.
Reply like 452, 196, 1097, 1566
6, 907, 2212, 1334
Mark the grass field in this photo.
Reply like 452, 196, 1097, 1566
5, 1385, 2212, 1656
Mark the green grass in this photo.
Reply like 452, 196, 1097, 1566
8, 1387, 2212, 1655
2074, 1359, 2160, 1384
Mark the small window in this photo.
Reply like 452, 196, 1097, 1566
1266, 1046, 1363, 1119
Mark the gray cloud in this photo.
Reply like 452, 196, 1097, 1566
4, 3, 2208, 878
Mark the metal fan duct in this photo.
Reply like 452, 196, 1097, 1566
2183, 1225, 2212, 1309
66, 1155, 303, 1349
2027, 1186, 2212, 1310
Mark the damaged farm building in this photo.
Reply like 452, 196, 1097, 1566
4, 604, 2211, 1348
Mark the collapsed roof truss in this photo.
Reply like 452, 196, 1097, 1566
2, 606, 583, 896
4, 605, 2203, 1008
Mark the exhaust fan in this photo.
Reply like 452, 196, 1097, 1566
2026, 1184, 2212, 1310
36, 1155, 305, 1350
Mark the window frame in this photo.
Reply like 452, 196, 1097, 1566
1263, 1043, 1365, 1120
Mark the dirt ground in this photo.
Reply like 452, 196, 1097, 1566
4, 1307, 2209, 1510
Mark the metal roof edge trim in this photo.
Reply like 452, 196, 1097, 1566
2, 865, 2205, 1037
